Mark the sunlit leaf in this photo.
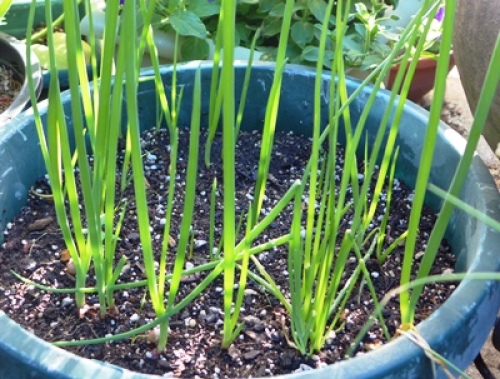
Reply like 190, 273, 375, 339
170, 10, 207, 39
259, 0, 281, 13
188, 0, 221, 18
262, 18, 282, 37
308, 0, 327, 23
269, 3, 285, 18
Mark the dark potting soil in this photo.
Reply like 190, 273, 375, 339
0, 128, 456, 378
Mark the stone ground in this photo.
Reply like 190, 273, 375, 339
428, 68, 500, 378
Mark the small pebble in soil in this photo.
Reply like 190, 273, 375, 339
61, 297, 73, 307
130, 313, 140, 323
65, 259, 76, 275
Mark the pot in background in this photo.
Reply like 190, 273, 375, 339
0, 33, 42, 123
386, 54, 456, 102
0, 0, 87, 92
454, 0, 500, 153
0, 62, 499, 378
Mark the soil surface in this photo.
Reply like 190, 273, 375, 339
0, 129, 456, 378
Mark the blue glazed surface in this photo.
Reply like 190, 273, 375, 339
42, 65, 93, 91
0, 62, 499, 379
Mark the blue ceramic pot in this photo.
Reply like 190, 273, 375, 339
0, 62, 499, 379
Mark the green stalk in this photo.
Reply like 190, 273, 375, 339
122, 0, 163, 327
399, 0, 453, 324
235, 28, 262, 138
288, 187, 307, 352
224, 207, 253, 347
27, 0, 94, 309
376, 149, 400, 262
209, 178, 218, 261
205, 14, 223, 167
158, 130, 178, 297
165, 67, 202, 350
251, 0, 295, 220
301, 0, 340, 325
220, 0, 237, 349
408, 0, 500, 318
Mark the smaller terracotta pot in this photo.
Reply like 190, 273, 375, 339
386, 54, 456, 102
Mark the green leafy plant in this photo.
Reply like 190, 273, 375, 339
89, 0, 401, 68
222, 0, 400, 70
390, 0, 446, 59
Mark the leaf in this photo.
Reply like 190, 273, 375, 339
187, 0, 221, 18
301, 45, 334, 64
371, 41, 391, 57
387, 0, 399, 8
170, 10, 207, 39
354, 23, 367, 40
343, 36, 364, 55
308, 0, 327, 23
360, 54, 384, 71
259, 0, 282, 13
354, 2, 369, 20
269, 3, 286, 18
262, 18, 282, 37
291, 21, 315, 49
292, 3, 308, 13
301, 46, 320, 62
236, 23, 251, 45
181, 37, 210, 60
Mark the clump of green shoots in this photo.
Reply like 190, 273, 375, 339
24, 0, 303, 353
269, 0, 455, 354
21, 0, 483, 366
26, 0, 128, 313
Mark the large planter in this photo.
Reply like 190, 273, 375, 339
454, 0, 500, 152
0, 33, 42, 123
1, 62, 500, 378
